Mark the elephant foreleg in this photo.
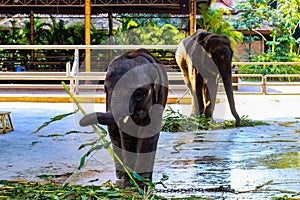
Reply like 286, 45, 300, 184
190, 68, 205, 116
135, 108, 162, 184
203, 81, 218, 118
120, 131, 138, 186
136, 134, 160, 180
108, 125, 124, 179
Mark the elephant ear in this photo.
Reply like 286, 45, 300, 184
204, 34, 233, 74
151, 64, 169, 106
202, 34, 232, 54
196, 30, 212, 46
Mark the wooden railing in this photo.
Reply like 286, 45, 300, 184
0, 45, 300, 95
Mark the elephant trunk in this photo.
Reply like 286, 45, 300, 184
79, 112, 115, 127
222, 76, 241, 127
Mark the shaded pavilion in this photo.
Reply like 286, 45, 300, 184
0, 0, 191, 15
0, 0, 212, 36
0, 0, 211, 70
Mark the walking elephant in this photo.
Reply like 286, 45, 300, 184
175, 30, 240, 126
79, 48, 169, 187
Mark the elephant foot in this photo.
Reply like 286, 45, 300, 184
115, 177, 133, 188
115, 179, 126, 188
138, 172, 152, 181
135, 172, 153, 190
123, 176, 134, 188
117, 173, 153, 190
235, 119, 241, 127
116, 170, 126, 179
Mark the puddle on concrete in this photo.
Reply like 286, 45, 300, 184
153, 122, 300, 199
248, 152, 300, 170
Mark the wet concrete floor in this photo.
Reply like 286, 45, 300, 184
0, 95, 299, 199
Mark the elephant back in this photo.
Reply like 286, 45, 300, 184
105, 49, 168, 98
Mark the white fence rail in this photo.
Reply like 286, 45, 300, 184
0, 45, 300, 95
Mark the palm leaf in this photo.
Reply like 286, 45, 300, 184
38, 130, 94, 137
31, 109, 79, 134
78, 143, 107, 170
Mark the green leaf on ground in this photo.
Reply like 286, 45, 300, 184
31, 109, 79, 134
162, 106, 269, 132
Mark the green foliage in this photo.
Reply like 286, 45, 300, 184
113, 19, 185, 45
238, 52, 300, 78
0, 20, 29, 66
115, 13, 178, 30
161, 106, 213, 132
22, 15, 109, 45
31, 109, 79, 134
0, 20, 27, 45
112, 18, 185, 65
225, 115, 268, 128
234, 0, 300, 61
239, 64, 300, 77
38, 130, 94, 138
0, 14, 183, 70
197, 7, 243, 49
162, 106, 268, 132
0, 15, 110, 71
272, 195, 290, 200
0, 180, 167, 199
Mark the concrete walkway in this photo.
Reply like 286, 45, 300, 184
0, 81, 299, 103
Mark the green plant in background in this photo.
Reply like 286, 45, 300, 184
1, 13, 184, 71
234, 0, 300, 63
197, 5, 243, 51
239, 55, 300, 76
0, 20, 27, 45
233, 0, 300, 78
232, 0, 269, 59
112, 18, 185, 64
113, 19, 185, 45
0, 19, 29, 68
0, 14, 111, 71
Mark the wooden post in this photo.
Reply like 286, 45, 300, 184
30, 10, 35, 65
85, 0, 91, 72
109, 12, 113, 59
189, 0, 196, 35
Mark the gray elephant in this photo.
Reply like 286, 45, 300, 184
175, 30, 240, 126
80, 48, 169, 187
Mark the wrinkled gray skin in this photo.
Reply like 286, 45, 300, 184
80, 49, 168, 187
176, 30, 240, 126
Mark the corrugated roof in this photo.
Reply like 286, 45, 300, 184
0, 0, 193, 15
0, 14, 121, 30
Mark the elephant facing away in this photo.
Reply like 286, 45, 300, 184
79, 48, 169, 187
175, 30, 240, 126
